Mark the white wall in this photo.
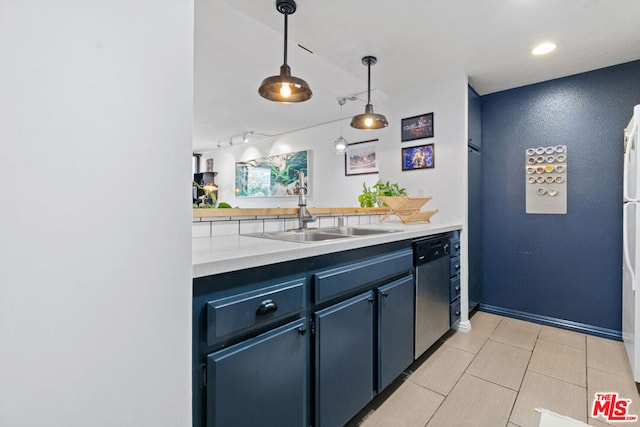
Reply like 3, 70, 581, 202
0, 1, 193, 426
381, 71, 469, 227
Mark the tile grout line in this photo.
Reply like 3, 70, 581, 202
504, 326, 540, 425
463, 371, 523, 393
585, 335, 591, 425
536, 335, 587, 351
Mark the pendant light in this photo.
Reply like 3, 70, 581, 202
350, 56, 388, 129
335, 98, 348, 155
258, 0, 312, 103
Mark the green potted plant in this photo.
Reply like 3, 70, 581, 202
358, 180, 407, 207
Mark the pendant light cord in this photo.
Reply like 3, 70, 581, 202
283, 14, 288, 66
367, 61, 371, 104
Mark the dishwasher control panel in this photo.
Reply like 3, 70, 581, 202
413, 234, 449, 265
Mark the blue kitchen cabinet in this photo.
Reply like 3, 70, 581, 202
315, 291, 375, 427
206, 318, 308, 427
378, 275, 414, 391
449, 231, 462, 326
193, 241, 417, 427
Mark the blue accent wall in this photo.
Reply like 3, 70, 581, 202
481, 60, 640, 332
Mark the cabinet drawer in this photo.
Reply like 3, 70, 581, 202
207, 278, 305, 345
449, 256, 460, 278
450, 298, 461, 327
449, 239, 460, 257
313, 249, 412, 303
450, 276, 460, 302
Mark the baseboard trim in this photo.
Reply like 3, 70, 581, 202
478, 304, 622, 341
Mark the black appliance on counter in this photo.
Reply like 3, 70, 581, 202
193, 172, 218, 205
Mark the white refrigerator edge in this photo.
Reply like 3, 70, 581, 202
622, 104, 640, 382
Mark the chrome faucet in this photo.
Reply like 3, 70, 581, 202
297, 172, 315, 229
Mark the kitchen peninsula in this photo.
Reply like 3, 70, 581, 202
192, 207, 462, 427
192, 206, 459, 276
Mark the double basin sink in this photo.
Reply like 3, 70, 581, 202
244, 226, 401, 243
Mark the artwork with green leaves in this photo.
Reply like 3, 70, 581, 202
235, 150, 309, 197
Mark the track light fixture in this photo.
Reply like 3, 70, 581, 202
335, 98, 347, 155
258, 0, 312, 103
350, 56, 388, 130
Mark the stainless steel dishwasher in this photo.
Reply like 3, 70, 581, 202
414, 235, 450, 359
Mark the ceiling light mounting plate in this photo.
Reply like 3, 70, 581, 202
276, 0, 296, 15
362, 56, 377, 66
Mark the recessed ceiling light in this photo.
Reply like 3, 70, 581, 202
532, 42, 556, 55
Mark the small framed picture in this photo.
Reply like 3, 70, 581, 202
402, 144, 434, 171
206, 158, 214, 172
345, 139, 379, 176
401, 112, 434, 142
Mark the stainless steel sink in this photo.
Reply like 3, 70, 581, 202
316, 227, 401, 236
244, 230, 352, 243
243, 226, 400, 243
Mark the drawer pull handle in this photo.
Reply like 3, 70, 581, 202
381, 291, 389, 298
455, 286, 460, 292
297, 326, 307, 336
256, 299, 278, 315
455, 310, 460, 316
454, 264, 460, 270
455, 243, 460, 250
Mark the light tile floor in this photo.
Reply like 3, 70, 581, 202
350, 311, 640, 427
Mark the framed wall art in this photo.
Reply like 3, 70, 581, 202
402, 144, 434, 170
345, 139, 379, 176
235, 150, 309, 197
401, 112, 434, 142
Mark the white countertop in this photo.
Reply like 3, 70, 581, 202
192, 222, 462, 278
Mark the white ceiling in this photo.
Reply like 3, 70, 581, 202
194, 0, 640, 152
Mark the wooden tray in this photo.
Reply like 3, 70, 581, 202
379, 196, 438, 224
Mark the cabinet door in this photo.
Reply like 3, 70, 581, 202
315, 292, 375, 427
378, 275, 415, 391
468, 146, 482, 311
206, 318, 307, 427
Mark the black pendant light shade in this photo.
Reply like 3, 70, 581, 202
259, 65, 312, 103
258, 0, 312, 103
350, 56, 388, 129
351, 103, 389, 129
